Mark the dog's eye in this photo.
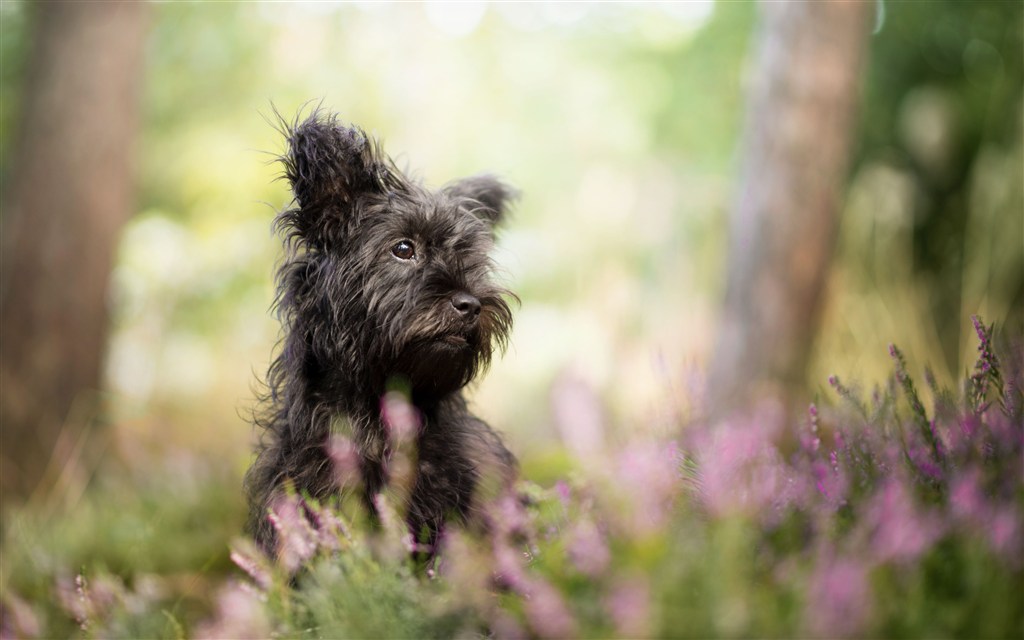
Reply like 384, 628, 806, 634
392, 240, 416, 260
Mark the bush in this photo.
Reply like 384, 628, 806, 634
2, 317, 1020, 638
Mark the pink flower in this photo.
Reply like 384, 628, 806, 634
949, 469, 986, 521
307, 500, 351, 551
194, 581, 270, 640
268, 495, 317, 572
566, 518, 610, 578
0, 592, 40, 639
812, 458, 849, 509
488, 492, 530, 539
988, 507, 1022, 565
691, 404, 810, 520
327, 435, 362, 489
605, 577, 651, 638
551, 371, 605, 459
554, 480, 571, 508
492, 541, 530, 592
906, 443, 943, 481
522, 578, 577, 639
609, 440, 681, 535
372, 493, 419, 558
864, 481, 943, 565
381, 390, 420, 444
805, 554, 871, 637
55, 573, 124, 632
229, 544, 273, 590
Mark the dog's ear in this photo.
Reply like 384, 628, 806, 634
444, 174, 517, 229
280, 111, 404, 226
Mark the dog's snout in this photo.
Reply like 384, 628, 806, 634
451, 292, 481, 319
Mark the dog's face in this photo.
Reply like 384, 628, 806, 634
278, 112, 514, 398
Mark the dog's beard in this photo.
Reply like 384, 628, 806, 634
391, 332, 482, 398
384, 294, 510, 399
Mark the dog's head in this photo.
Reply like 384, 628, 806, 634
276, 111, 515, 398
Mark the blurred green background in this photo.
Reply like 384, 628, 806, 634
2, 0, 1021, 472
0, 0, 1020, 546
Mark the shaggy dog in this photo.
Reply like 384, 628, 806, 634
245, 110, 518, 555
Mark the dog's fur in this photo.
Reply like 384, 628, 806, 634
245, 110, 518, 554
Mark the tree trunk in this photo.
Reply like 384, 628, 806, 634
708, 0, 872, 412
1, 2, 148, 502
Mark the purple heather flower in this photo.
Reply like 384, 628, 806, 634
929, 420, 948, 458
55, 575, 90, 631
492, 541, 530, 592
612, 440, 681, 534
949, 469, 986, 522
906, 444, 943, 481
380, 390, 420, 444
800, 432, 821, 454
692, 406, 807, 519
268, 495, 318, 573
229, 545, 273, 590
605, 576, 652, 638
958, 413, 980, 442
55, 573, 124, 633
306, 500, 351, 551
194, 580, 270, 640
1, 591, 41, 639
372, 493, 421, 558
811, 459, 849, 508
972, 315, 989, 344
522, 577, 578, 639
554, 480, 572, 508
987, 409, 1024, 451
807, 402, 820, 444
327, 434, 362, 489
988, 506, 1022, 565
488, 492, 530, 539
551, 371, 605, 459
566, 518, 610, 578
865, 481, 943, 565
704, 404, 825, 521
805, 554, 871, 637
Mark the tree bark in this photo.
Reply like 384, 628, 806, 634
708, 0, 872, 412
1, 2, 147, 502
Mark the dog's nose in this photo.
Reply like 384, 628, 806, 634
451, 292, 481, 319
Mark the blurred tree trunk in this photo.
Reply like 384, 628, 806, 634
1, 3, 147, 503
709, 1, 872, 413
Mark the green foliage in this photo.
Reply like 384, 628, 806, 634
291, 555, 461, 639
7, 317, 1019, 638
844, 0, 1024, 377
1, 465, 244, 638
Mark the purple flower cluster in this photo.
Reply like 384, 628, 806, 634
686, 321, 1023, 634
969, 315, 1001, 411
185, 317, 1021, 638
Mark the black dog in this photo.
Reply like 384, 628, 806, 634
245, 110, 518, 556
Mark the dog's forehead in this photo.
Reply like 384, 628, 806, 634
386, 191, 489, 246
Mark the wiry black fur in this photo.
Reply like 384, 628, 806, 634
245, 109, 518, 554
